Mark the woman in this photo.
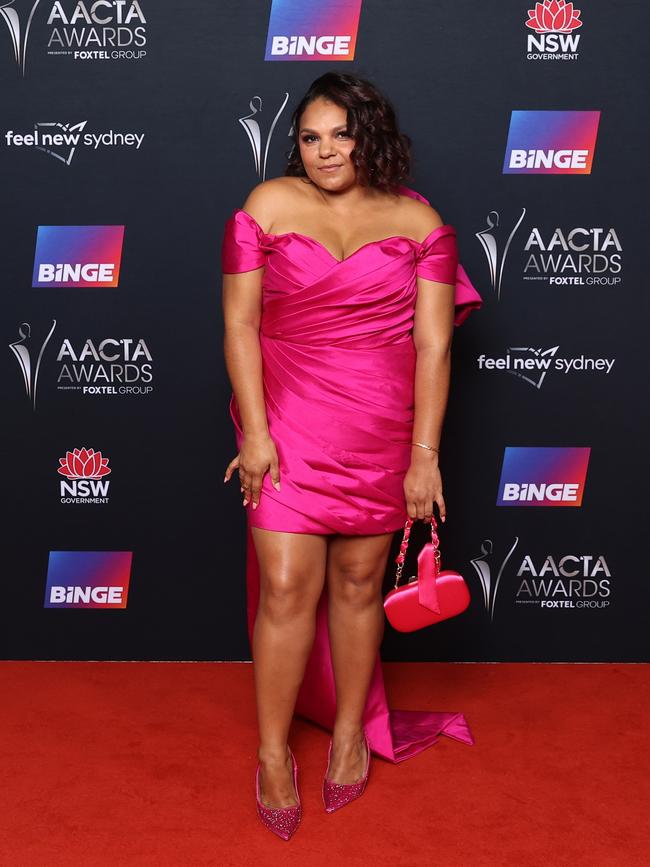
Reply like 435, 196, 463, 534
222, 72, 481, 840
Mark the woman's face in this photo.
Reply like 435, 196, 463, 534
297, 97, 357, 191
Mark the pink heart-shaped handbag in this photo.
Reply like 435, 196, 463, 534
383, 516, 471, 632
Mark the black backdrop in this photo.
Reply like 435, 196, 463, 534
2, 0, 648, 662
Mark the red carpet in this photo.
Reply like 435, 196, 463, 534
1, 661, 647, 866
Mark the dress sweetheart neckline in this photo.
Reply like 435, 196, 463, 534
231, 207, 455, 265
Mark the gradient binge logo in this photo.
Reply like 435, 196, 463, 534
44, 551, 132, 608
497, 447, 591, 506
503, 110, 600, 174
33, 225, 125, 287
265, 0, 362, 61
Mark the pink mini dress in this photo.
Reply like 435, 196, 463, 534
222, 185, 482, 535
221, 185, 482, 762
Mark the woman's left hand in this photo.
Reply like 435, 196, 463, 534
403, 451, 446, 523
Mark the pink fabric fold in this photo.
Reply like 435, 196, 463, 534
223, 185, 481, 762
402, 184, 482, 326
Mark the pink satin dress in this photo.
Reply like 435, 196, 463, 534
222, 185, 482, 761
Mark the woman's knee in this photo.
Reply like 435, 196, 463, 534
328, 558, 383, 607
258, 569, 318, 623
252, 529, 327, 624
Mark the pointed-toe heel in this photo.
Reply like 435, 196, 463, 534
322, 729, 371, 813
255, 745, 301, 841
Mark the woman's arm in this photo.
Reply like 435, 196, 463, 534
223, 266, 268, 438
405, 272, 455, 522
222, 188, 282, 508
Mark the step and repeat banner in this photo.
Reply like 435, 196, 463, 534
2, 1, 647, 662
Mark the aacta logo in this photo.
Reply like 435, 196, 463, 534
524, 226, 622, 285
526, 1, 583, 61
44, 551, 132, 609
0, 0, 42, 75
58, 446, 111, 504
516, 552, 611, 609
469, 537, 611, 617
46, 0, 147, 62
497, 446, 591, 506
265, 0, 362, 61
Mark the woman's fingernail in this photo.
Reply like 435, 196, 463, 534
274, 482, 281, 491
252, 502, 258, 509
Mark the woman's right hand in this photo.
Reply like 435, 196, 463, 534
223, 432, 281, 509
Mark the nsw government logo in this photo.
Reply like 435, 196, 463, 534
58, 446, 111, 504
265, 0, 361, 61
525, 1, 583, 61
497, 446, 590, 506
503, 110, 600, 174
44, 550, 132, 608
33, 225, 125, 287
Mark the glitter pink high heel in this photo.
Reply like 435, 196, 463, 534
255, 746, 301, 841
322, 729, 370, 813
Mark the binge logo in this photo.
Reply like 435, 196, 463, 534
44, 551, 132, 608
503, 111, 600, 174
497, 447, 591, 506
265, 0, 362, 61
33, 225, 125, 287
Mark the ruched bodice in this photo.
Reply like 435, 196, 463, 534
222, 185, 482, 535
223, 199, 481, 333
226, 214, 460, 347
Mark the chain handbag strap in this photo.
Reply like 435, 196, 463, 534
393, 516, 441, 590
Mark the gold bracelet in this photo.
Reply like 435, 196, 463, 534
411, 441, 439, 454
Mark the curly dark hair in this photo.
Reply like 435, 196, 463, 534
284, 72, 412, 194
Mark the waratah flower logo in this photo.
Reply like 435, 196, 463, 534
526, 1, 583, 33
58, 447, 111, 480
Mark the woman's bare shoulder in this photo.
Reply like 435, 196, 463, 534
395, 194, 445, 242
241, 177, 308, 233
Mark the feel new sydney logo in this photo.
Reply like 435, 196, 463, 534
5, 121, 144, 166
476, 345, 615, 389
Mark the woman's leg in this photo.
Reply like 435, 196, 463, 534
325, 532, 394, 783
251, 526, 328, 807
